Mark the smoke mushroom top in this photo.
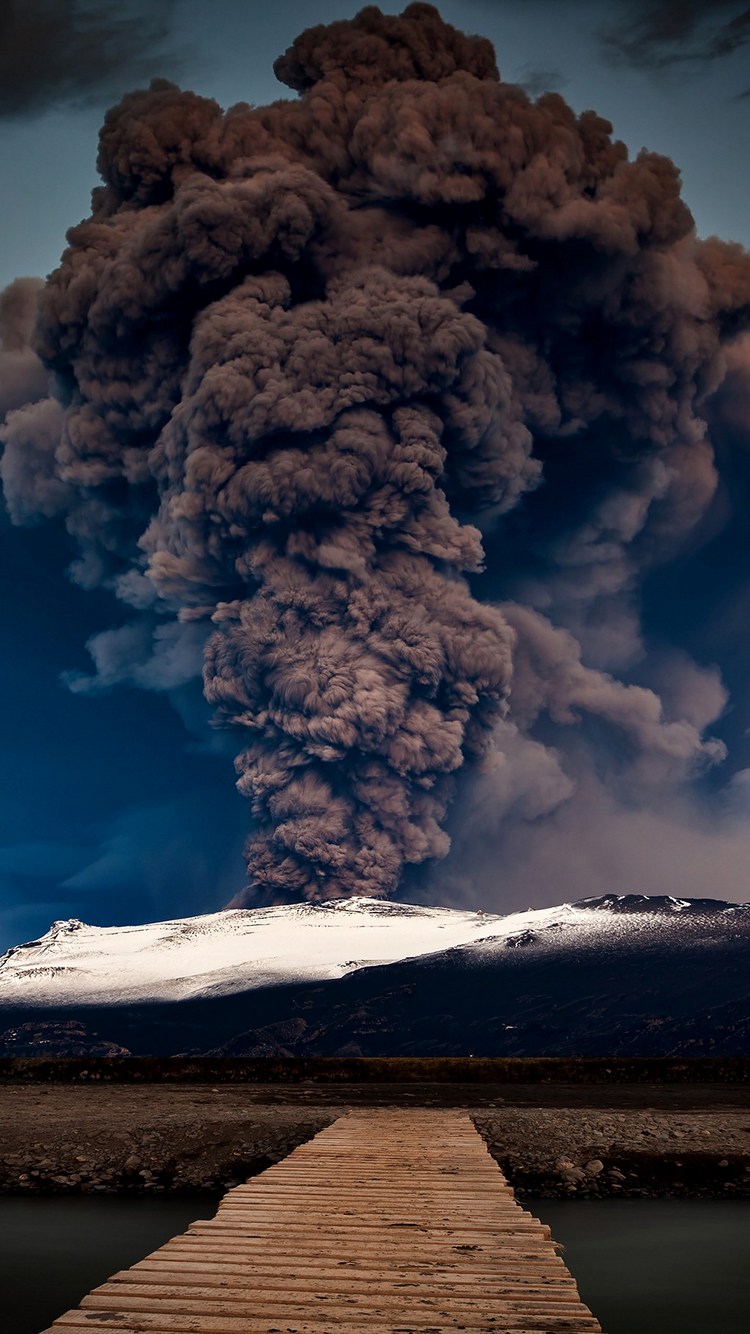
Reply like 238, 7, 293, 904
2, 3, 750, 909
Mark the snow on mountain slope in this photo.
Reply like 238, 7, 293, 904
0, 894, 745, 1007
0, 897, 504, 1005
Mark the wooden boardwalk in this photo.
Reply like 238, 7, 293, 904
42, 1110, 603, 1333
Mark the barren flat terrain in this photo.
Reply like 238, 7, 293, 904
0, 1082, 748, 1198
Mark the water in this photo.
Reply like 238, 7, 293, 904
0, 1196, 219, 1334
531, 1199, 750, 1334
1, 1196, 749, 1333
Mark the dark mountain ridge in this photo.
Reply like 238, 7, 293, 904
0, 894, 748, 1057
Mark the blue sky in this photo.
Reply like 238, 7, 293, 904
1, 0, 749, 950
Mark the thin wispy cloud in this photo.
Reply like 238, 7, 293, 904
600, 0, 750, 72
513, 65, 568, 97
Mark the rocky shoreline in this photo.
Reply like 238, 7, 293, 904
0, 1084, 747, 1200
0, 1086, 332, 1197
475, 1107, 750, 1199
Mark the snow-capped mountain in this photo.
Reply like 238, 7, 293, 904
1, 894, 748, 1057
2, 893, 743, 1008
0, 897, 506, 1005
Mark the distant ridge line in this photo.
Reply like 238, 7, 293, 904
1, 1056, 750, 1084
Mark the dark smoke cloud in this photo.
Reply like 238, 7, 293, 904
2, 3, 750, 910
0, 278, 67, 522
600, 1, 750, 72
0, 1, 180, 119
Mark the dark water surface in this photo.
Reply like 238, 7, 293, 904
532, 1199, 750, 1334
2, 1196, 749, 1333
0, 1196, 220, 1334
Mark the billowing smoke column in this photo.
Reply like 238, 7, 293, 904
2, 4, 750, 906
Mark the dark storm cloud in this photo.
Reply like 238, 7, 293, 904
0, 789, 248, 945
2, 3, 750, 912
0, 839, 92, 881
61, 788, 250, 920
600, 1, 750, 72
0, 0, 181, 119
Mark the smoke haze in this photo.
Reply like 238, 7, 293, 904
2, 3, 750, 910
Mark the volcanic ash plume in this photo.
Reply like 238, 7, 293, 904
2, 3, 750, 906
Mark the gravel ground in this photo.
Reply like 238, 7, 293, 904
475, 1107, 750, 1198
0, 1085, 336, 1195
0, 1083, 748, 1198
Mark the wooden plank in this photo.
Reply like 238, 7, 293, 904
86, 1281, 592, 1311
45, 1324, 592, 1334
44, 1110, 602, 1333
131, 1258, 572, 1283
54, 1314, 602, 1333
117, 1262, 578, 1286
158, 1233, 563, 1252
200, 1222, 553, 1235
80, 1290, 600, 1319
